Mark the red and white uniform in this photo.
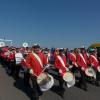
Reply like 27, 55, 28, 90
44, 52, 50, 64
77, 53, 88, 71
55, 54, 68, 76
26, 52, 47, 76
89, 54, 99, 70
68, 52, 77, 66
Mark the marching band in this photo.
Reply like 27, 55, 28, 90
0, 43, 100, 100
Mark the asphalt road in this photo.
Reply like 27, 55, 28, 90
0, 64, 100, 100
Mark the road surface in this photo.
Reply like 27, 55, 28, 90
0, 64, 100, 100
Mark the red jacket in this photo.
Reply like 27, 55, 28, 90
77, 53, 88, 70
89, 54, 99, 69
44, 54, 49, 64
55, 54, 68, 76
26, 52, 47, 76
68, 52, 77, 65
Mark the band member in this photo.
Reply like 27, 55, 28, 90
68, 48, 78, 73
77, 48, 88, 91
25, 44, 47, 100
43, 48, 50, 64
54, 48, 68, 97
7, 49, 15, 75
89, 48, 100, 86
14, 48, 23, 79
21, 53, 30, 86
53, 48, 59, 63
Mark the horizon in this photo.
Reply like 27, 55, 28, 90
0, 0, 100, 48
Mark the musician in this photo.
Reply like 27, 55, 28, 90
77, 48, 88, 91
7, 49, 15, 75
68, 48, 78, 73
89, 48, 100, 86
54, 48, 68, 97
21, 53, 30, 86
53, 48, 59, 62
14, 48, 23, 79
25, 44, 47, 100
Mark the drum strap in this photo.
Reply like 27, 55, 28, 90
57, 55, 66, 69
32, 52, 43, 68
91, 55, 98, 63
79, 53, 87, 65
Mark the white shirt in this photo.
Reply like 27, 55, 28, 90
15, 52, 23, 64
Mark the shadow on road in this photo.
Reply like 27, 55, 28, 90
50, 85, 65, 99
13, 77, 36, 100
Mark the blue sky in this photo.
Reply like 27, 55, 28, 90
0, 0, 100, 48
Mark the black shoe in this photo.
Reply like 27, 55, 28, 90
38, 91, 43, 96
76, 83, 87, 91
95, 82, 100, 87
60, 93, 64, 99
83, 88, 87, 91
81, 86, 87, 91
75, 82, 81, 88
65, 82, 67, 86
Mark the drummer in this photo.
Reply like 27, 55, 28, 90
89, 48, 100, 86
25, 44, 47, 100
54, 48, 69, 98
77, 48, 88, 91
68, 48, 78, 73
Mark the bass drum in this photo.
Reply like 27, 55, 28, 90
63, 71, 75, 88
37, 73, 54, 91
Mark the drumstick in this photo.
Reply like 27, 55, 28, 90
32, 72, 38, 77
39, 66, 47, 75
31, 66, 47, 78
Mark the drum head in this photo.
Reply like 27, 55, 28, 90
37, 73, 47, 84
85, 68, 95, 77
39, 74, 54, 91
63, 72, 74, 82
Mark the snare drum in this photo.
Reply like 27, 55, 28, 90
85, 67, 96, 79
63, 71, 75, 88
37, 73, 54, 91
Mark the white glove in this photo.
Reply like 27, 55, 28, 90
66, 68, 69, 71
75, 63, 78, 67
45, 64, 50, 68
59, 69, 63, 73
69, 65, 73, 69
91, 64, 94, 67
81, 67, 85, 71
29, 69, 34, 74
